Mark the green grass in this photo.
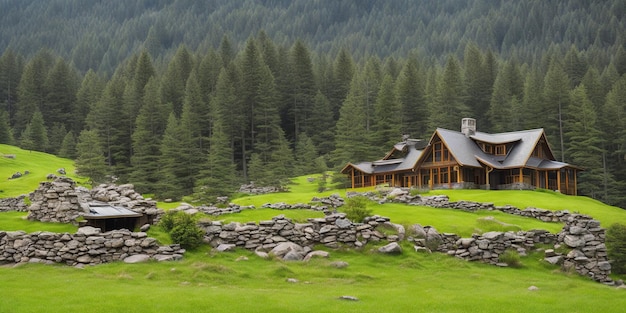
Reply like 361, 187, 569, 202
2, 152, 626, 312
0, 247, 625, 313
0, 211, 77, 233
0, 144, 86, 197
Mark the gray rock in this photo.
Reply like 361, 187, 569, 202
330, 261, 349, 268
378, 242, 402, 254
528, 285, 539, 291
303, 250, 330, 261
544, 256, 563, 265
339, 296, 359, 301
124, 254, 151, 263
76, 226, 101, 236
216, 244, 237, 252
564, 235, 585, 248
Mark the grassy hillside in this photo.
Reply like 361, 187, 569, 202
2, 153, 626, 312
0, 144, 84, 197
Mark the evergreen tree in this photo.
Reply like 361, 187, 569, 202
74, 70, 104, 135
20, 109, 48, 152
287, 40, 317, 142
58, 131, 77, 159
396, 56, 427, 138
429, 55, 469, 131
543, 60, 571, 162
157, 113, 186, 200
76, 129, 107, 184
160, 45, 194, 116
197, 49, 222, 104
371, 74, 401, 154
268, 127, 295, 186
520, 69, 545, 129
307, 91, 335, 155
566, 86, 604, 199
0, 49, 23, 124
43, 58, 78, 131
0, 110, 14, 144
14, 50, 53, 134
47, 122, 67, 154
331, 72, 370, 168
294, 133, 319, 176
194, 119, 237, 202
129, 78, 168, 194
464, 42, 492, 128
331, 47, 355, 119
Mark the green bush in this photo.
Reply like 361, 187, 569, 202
158, 211, 204, 249
341, 196, 372, 223
606, 223, 626, 274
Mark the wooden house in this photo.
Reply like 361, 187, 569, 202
341, 118, 580, 195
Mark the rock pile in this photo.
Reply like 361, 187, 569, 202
238, 183, 285, 195
0, 226, 184, 266
91, 183, 162, 223
554, 214, 612, 283
0, 195, 29, 212
27, 177, 83, 223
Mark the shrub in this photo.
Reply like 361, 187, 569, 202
341, 196, 372, 223
499, 249, 522, 268
606, 223, 626, 274
158, 211, 204, 249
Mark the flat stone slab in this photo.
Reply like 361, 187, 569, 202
124, 254, 151, 263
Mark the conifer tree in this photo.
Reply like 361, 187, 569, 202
194, 119, 237, 202
543, 60, 571, 161
396, 56, 427, 138
429, 55, 469, 131
129, 78, 168, 194
307, 91, 335, 155
566, 86, 603, 199
157, 113, 186, 200
0, 49, 23, 124
331, 72, 369, 168
14, 50, 53, 134
47, 123, 67, 154
294, 133, 319, 176
58, 131, 77, 159
76, 129, 107, 184
74, 70, 104, 135
331, 47, 355, 119
43, 58, 78, 130
288, 40, 317, 142
0, 111, 13, 144
371, 74, 401, 154
20, 109, 48, 152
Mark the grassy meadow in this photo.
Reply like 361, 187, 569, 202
1, 146, 626, 312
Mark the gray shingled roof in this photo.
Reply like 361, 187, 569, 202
343, 141, 423, 174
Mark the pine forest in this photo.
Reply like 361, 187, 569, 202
1, 0, 626, 207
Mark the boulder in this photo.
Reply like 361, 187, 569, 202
378, 242, 402, 254
124, 254, 151, 263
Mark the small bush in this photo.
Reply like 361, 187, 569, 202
341, 196, 372, 223
158, 211, 204, 249
606, 223, 626, 274
499, 249, 522, 268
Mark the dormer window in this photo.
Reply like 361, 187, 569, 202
495, 145, 506, 155
481, 143, 492, 154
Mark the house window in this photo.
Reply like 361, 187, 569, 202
481, 143, 493, 154
432, 141, 451, 163
495, 145, 506, 155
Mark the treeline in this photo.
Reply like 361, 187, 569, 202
1, 32, 626, 207
0, 0, 624, 75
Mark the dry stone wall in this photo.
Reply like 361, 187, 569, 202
0, 226, 184, 266
200, 213, 399, 251
0, 195, 29, 212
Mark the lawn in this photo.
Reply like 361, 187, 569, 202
0, 144, 85, 198
2, 150, 626, 312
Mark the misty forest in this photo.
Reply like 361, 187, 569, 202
1, 0, 626, 207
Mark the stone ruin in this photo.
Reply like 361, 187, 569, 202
0, 177, 177, 266
26, 177, 163, 225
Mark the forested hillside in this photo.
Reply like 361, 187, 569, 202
1, 0, 626, 207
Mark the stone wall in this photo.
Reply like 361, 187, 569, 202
0, 226, 184, 266
0, 195, 29, 212
200, 214, 401, 251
